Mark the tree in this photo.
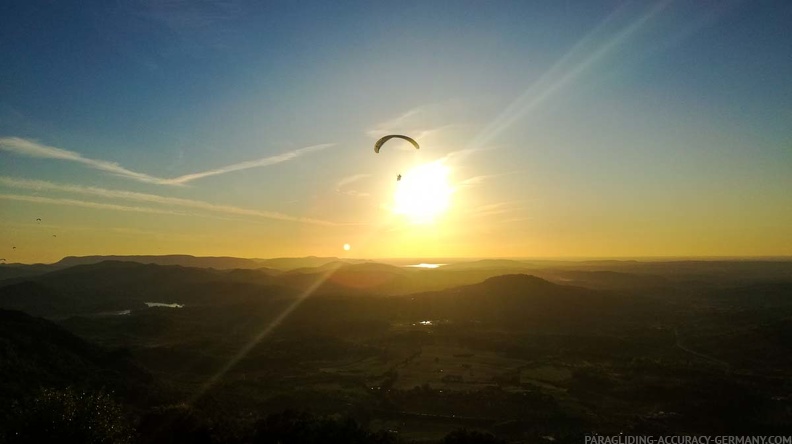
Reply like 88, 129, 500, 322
3, 387, 133, 444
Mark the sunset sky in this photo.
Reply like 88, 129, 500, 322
1, 1, 790, 263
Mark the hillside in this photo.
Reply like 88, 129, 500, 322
0, 309, 155, 405
0, 261, 292, 317
383, 274, 657, 330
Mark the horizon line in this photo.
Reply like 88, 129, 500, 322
5, 253, 792, 266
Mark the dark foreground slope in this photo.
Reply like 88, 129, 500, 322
0, 309, 156, 405
0, 310, 409, 444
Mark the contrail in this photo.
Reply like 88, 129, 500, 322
159, 144, 334, 185
0, 176, 349, 226
0, 137, 333, 186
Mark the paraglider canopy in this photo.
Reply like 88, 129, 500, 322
374, 135, 419, 153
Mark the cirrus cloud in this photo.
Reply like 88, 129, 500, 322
0, 137, 334, 186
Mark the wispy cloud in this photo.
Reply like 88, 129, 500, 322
367, 102, 492, 161
335, 173, 371, 197
498, 217, 533, 225
366, 107, 426, 138
0, 193, 188, 216
161, 144, 332, 185
0, 137, 333, 185
457, 171, 519, 189
439, 145, 500, 165
465, 201, 525, 218
0, 137, 163, 183
129, 0, 252, 54
367, 107, 458, 148
0, 177, 346, 226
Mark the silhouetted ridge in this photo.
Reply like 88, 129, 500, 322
55, 254, 263, 269
442, 259, 532, 270
0, 309, 154, 404
394, 273, 645, 328
0, 261, 293, 316
0, 281, 71, 316
258, 256, 358, 270
0, 263, 57, 281
478, 273, 557, 289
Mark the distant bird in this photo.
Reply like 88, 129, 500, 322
397, 174, 402, 181
52, 234, 57, 237
36, 218, 41, 222
11, 246, 15, 249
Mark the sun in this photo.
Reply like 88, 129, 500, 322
392, 161, 453, 224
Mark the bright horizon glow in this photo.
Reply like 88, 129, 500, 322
392, 161, 453, 225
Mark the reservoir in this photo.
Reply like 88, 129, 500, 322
145, 302, 184, 308
404, 263, 446, 269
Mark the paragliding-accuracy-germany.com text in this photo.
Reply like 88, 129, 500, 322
585, 436, 792, 444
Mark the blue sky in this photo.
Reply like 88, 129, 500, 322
1, 0, 790, 262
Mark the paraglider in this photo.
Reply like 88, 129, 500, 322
374, 135, 419, 153
375, 135, 419, 181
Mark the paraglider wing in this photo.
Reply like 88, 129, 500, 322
374, 135, 420, 153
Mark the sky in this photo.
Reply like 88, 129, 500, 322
1, 0, 791, 263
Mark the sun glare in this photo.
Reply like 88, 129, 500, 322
392, 161, 453, 224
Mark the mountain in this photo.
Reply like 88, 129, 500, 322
0, 309, 155, 404
547, 260, 792, 284
277, 262, 410, 295
536, 269, 671, 291
256, 256, 365, 270
0, 281, 74, 317
386, 274, 655, 329
0, 263, 58, 281
0, 261, 291, 317
440, 259, 534, 270
55, 254, 264, 269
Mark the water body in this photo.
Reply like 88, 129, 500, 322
93, 309, 131, 316
404, 263, 446, 269
145, 302, 184, 308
